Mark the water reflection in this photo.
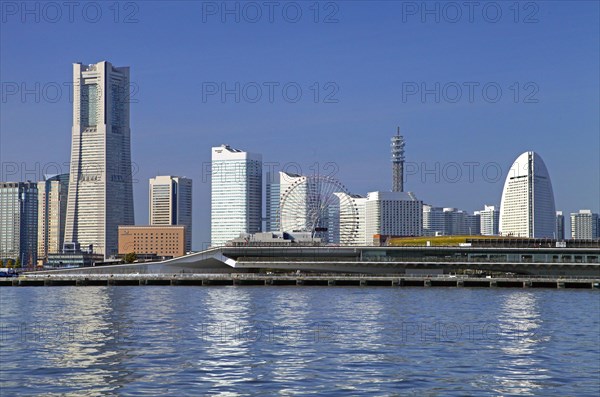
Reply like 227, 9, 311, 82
3, 287, 129, 395
491, 291, 550, 395
2, 287, 597, 396
190, 287, 255, 392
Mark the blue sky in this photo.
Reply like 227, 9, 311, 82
1, 1, 598, 248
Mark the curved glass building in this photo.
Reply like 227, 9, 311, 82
499, 151, 556, 238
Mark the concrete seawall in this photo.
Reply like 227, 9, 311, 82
2, 275, 599, 289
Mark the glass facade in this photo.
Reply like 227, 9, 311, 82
0, 182, 38, 266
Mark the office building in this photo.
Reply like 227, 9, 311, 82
423, 205, 445, 236
265, 171, 281, 232
37, 174, 69, 264
365, 191, 423, 240
118, 225, 186, 258
499, 151, 556, 238
211, 145, 262, 246
64, 61, 135, 258
570, 210, 599, 240
555, 211, 565, 240
149, 176, 192, 252
442, 208, 480, 236
477, 205, 500, 236
0, 182, 38, 266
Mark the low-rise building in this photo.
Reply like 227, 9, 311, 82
118, 225, 186, 258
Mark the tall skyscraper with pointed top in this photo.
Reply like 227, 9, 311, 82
391, 127, 405, 192
64, 61, 135, 258
499, 151, 556, 238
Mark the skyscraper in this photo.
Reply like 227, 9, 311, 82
391, 127, 405, 192
149, 176, 192, 252
499, 152, 556, 238
477, 205, 500, 236
37, 174, 69, 264
442, 208, 480, 236
555, 211, 565, 240
265, 171, 281, 232
64, 61, 135, 258
0, 182, 38, 266
278, 171, 309, 234
570, 210, 599, 240
423, 205, 445, 236
211, 145, 262, 246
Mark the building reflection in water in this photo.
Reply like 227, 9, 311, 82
190, 287, 255, 390
490, 291, 550, 395
25, 286, 132, 395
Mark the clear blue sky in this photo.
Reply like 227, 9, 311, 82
1, 1, 598, 248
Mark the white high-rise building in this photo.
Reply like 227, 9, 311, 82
570, 210, 599, 240
265, 171, 281, 232
211, 145, 262, 246
37, 174, 69, 264
477, 205, 500, 236
64, 61, 134, 258
333, 193, 368, 246
365, 191, 423, 239
423, 205, 445, 236
499, 151, 556, 238
278, 171, 309, 234
149, 176, 193, 252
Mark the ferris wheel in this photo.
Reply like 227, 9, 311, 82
278, 175, 359, 244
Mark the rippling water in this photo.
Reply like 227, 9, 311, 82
1, 287, 599, 396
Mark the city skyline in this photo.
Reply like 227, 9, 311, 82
1, 2, 599, 249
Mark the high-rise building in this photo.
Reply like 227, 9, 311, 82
365, 191, 423, 239
211, 145, 262, 246
442, 208, 480, 236
149, 176, 192, 252
391, 128, 405, 192
499, 151, 556, 238
265, 171, 281, 232
477, 205, 500, 236
465, 213, 481, 236
570, 210, 599, 240
423, 205, 445, 236
64, 61, 135, 258
0, 182, 38, 266
37, 174, 69, 264
278, 171, 309, 234
333, 192, 368, 246
555, 211, 565, 240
